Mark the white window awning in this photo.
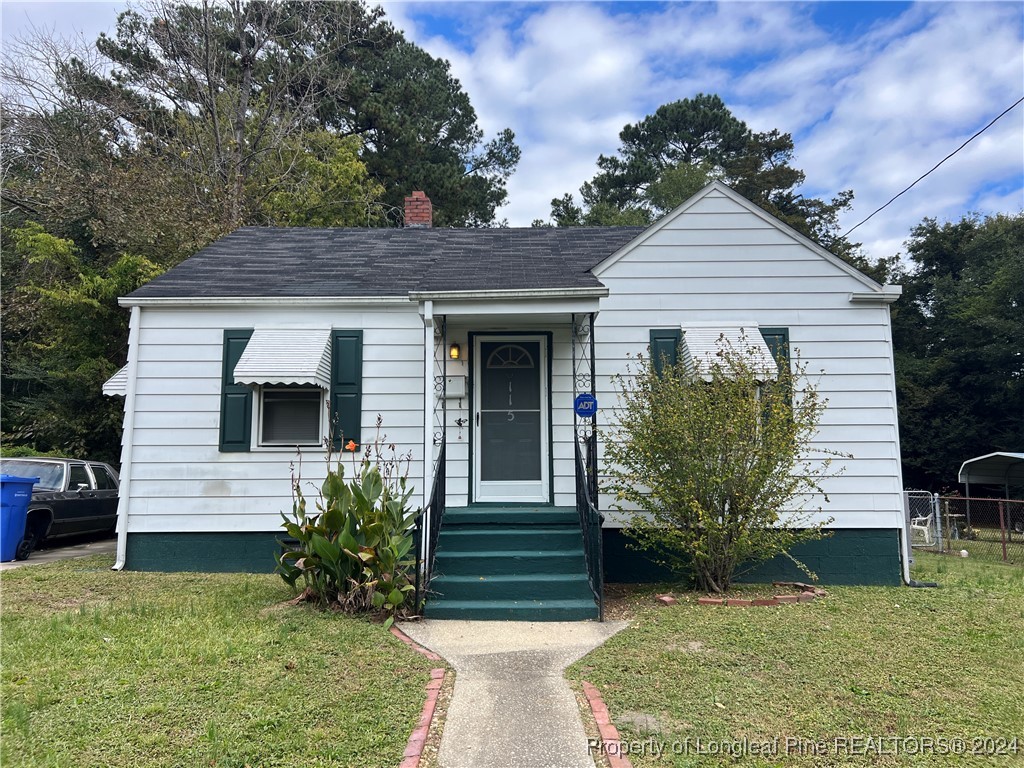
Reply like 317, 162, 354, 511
103, 365, 128, 396
233, 329, 332, 389
682, 326, 778, 381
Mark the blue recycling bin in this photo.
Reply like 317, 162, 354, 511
1, 475, 39, 562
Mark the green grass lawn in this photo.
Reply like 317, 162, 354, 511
572, 553, 1024, 767
924, 528, 1023, 566
0, 556, 436, 768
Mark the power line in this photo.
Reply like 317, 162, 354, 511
843, 95, 1024, 237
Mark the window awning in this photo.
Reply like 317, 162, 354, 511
103, 365, 128, 397
233, 329, 332, 389
682, 326, 778, 381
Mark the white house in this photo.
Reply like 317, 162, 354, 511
106, 183, 907, 620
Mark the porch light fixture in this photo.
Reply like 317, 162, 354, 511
449, 343, 461, 360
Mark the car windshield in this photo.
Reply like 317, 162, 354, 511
0, 460, 64, 491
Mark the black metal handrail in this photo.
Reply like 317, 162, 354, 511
413, 442, 446, 615
575, 435, 604, 621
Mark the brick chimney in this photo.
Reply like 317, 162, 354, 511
404, 191, 432, 228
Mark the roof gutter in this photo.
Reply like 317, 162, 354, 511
119, 296, 411, 308
408, 286, 609, 301
120, 288, 611, 307
850, 285, 902, 304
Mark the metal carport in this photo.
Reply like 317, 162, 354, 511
958, 452, 1024, 498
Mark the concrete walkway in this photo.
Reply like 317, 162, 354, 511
0, 537, 115, 571
401, 619, 627, 768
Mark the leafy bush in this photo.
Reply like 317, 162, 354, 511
0, 445, 69, 459
276, 420, 417, 626
604, 334, 845, 593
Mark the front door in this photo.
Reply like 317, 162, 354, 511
473, 335, 549, 503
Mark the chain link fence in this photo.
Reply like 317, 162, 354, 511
905, 492, 1024, 565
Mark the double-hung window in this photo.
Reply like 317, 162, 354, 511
259, 387, 324, 446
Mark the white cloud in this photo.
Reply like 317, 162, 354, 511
384, 1, 1022, 264
1, 2, 120, 45
785, 3, 1024, 258
10, 0, 1019, 262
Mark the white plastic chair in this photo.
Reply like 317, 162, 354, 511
910, 513, 934, 546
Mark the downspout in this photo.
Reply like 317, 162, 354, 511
421, 301, 434, 549
112, 305, 141, 570
882, 302, 913, 587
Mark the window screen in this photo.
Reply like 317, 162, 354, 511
261, 389, 322, 445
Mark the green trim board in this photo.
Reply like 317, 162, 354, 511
601, 527, 902, 586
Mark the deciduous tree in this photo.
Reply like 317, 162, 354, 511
0, 224, 161, 461
84, 0, 519, 228
891, 213, 1024, 490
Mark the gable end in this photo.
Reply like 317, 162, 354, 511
591, 181, 895, 297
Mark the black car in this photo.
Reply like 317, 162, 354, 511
0, 458, 119, 560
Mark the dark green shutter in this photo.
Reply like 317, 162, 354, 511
330, 330, 363, 448
759, 327, 790, 371
760, 327, 792, 408
649, 329, 682, 376
220, 329, 253, 452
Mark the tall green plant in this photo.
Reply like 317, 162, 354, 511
604, 335, 845, 593
276, 420, 417, 627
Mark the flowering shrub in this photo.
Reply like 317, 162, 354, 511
276, 418, 417, 626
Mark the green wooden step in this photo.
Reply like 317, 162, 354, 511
424, 598, 599, 621
429, 572, 593, 602
424, 503, 597, 621
444, 506, 578, 526
436, 526, 582, 552
434, 548, 586, 576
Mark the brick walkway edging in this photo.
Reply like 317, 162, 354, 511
391, 625, 447, 768
582, 681, 634, 768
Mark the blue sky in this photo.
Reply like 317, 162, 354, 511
3, 1, 1022, 263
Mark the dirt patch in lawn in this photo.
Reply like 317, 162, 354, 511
603, 581, 828, 620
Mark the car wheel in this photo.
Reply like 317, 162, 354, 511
15, 531, 36, 561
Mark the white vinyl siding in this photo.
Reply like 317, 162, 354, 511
122, 306, 425, 534
116, 185, 903, 539
593, 187, 904, 531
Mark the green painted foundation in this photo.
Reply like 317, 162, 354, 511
125, 527, 902, 589
602, 527, 903, 586
125, 532, 281, 573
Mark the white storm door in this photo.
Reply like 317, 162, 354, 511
473, 336, 549, 503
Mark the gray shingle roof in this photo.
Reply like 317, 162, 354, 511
127, 226, 646, 299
